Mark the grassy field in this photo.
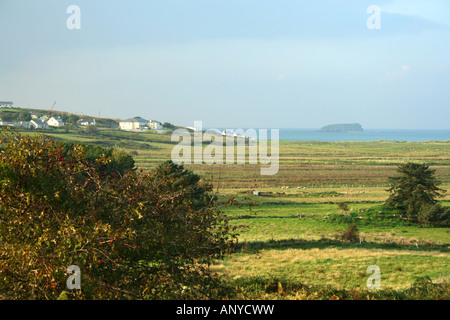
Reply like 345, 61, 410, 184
211, 197, 449, 298
21, 127, 450, 187
7, 126, 450, 299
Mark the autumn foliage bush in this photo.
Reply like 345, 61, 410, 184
0, 129, 237, 299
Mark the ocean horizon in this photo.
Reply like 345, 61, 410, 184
277, 128, 450, 142
206, 128, 450, 142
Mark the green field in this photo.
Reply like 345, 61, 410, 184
211, 198, 449, 297
21, 127, 450, 186
7, 126, 450, 299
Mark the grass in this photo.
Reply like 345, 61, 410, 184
213, 246, 449, 290
213, 194, 450, 299
6, 125, 450, 299
223, 200, 450, 242
225, 274, 449, 300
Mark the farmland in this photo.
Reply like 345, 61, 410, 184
21, 127, 450, 187
7, 126, 450, 299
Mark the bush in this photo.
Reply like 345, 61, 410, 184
340, 224, 359, 243
0, 129, 237, 299
338, 202, 349, 212
61, 142, 135, 176
162, 122, 175, 130
324, 205, 408, 228
85, 124, 97, 135
418, 204, 450, 226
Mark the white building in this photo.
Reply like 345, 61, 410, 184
148, 120, 162, 130
47, 117, 65, 127
0, 101, 13, 107
0, 120, 30, 128
29, 119, 49, 129
79, 119, 96, 126
119, 117, 150, 131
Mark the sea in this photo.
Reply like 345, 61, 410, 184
277, 129, 450, 142
207, 128, 450, 142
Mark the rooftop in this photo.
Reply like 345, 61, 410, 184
122, 117, 149, 123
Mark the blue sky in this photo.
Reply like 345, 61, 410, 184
0, 0, 449, 129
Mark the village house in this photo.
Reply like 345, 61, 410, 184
47, 116, 65, 127
29, 119, 49, 129
148, 120, 163, 130
119, 117, 150, 131
0, 101, 13, 108
0, 120, 30, 128
119, 117, 164, 131
78, 118, 96, 126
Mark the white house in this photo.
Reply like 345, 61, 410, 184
0, 101, 13, 107
79, 119, 96, 126
47, 117, 65, 127
119, 117, 165, 131
29, 119, 49, 129
148, 120, 162, 130
119, 117, 150, 131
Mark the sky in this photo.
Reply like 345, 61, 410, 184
0, 0, 449, 129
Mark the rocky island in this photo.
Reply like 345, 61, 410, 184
320, 123, 364, 133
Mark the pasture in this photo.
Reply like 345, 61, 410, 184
10, 127, 450, 299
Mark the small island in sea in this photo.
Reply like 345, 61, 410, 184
319, 123, 364, 133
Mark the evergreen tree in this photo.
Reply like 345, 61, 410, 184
386, 163, 445, 223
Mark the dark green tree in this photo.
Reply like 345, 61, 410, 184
61, 113, 80, 125
149, 160, 213, 210
0, 112, 14, 122
417, 203, 450, 226
162, 122, 175, 130
85, 124, 97, 135
18, 111, 32, 121
386, 163, 446, 224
